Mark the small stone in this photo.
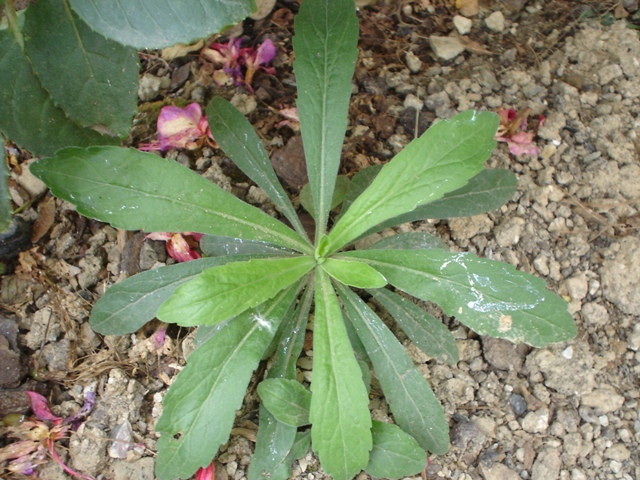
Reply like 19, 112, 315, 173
601, 237, 640, 315
138, 73, 162, 101
403, 93, 423, 111
110, 457, 156, 480
525, 343, 595, 396
449, 214, 494, 241
429, 35, 466, 61
537, 112, 566, 143
581, 302, 609, 326
485, 11, 505, 33
108, 421, 133, 459
453, 15, 473, 35
230, 93, 257, 115
521, 408, 549, 433
424, 90, 453, 118
479, 462, 520, 480
581, 388, 625, 413
532, 449, 561, 480
509, 394, 527, 416
564, 273, 589, 302
482, 336, 526, 371
69, 425, 109, 476
405, 50, 423, 73
494, 217, 525, 247
604, 444, 630, 462
598, 64, 623, 85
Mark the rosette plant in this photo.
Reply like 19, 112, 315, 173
30, 0, 577, 479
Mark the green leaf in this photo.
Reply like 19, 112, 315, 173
23, 0, 138, 137
369, 288, 459, 365
0, 144, 11, 232
336, 283, 449, 454
365, 232, 448, 251
292, 0, 358, 240
337, 165, 381, 223
248, 406, 298, 480
200, 235, 296, 257
343, 249, 577, 347
30, 146, 312, 254
300, 175, 350, 219
68, 0, 255, 49
248, 286, 313, 480
321, 258, 386, 288
206, 97, 307, 238
365, 421, 427, 479
157, 256, 314, 326
90, 256, 254, 335
328, 111, 499, 253
0, 30, 118, 157
155, 286, 297, 480
311, 269, 372, 480
258, 379, 311, 427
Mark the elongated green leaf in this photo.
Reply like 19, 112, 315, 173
207, 97, 307, 238
155, 286, 297, 480
69, 0, 254, 49
311, 269, 372, 480
321, 258, 386, 288
91, 256, 257, 335
369, 288, 459, 365
300, 175, 350, 219
0, 30, 118, 157
337, 165, 381, 223
336, 283, 449, 454
158, 256, 314, 326
365, 232, 448, 251
0, 145, 10, 232
292, 0, 358, 240
328, 111, 499, 253
343, 249, 577, 347
30, 147, 312, 254
365, 421, 427, 478
200, 235, 295, 257
23, 0, 138, 137
248, 406, 299, 480
249, 285, 313, 480
366, 169, 517, 237
258, 379, 311, 427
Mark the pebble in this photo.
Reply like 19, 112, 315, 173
108, 420, 134, 459
429, 35, 466, 61
509, 394, 527, 416
405, 50, 422, 73
532, 449, 561, 479
600, 236, 640, 315
482, 336, 525, 371
580, 388, 625, 413
521, 408, 549, 433
494, 217, 525, 247
604, 444, 631, 461
485, 11, 505, 33
478, 462, 520, 480
110, 457, 155, 480
230, 93, 257, 115
138, 73, 163, 101
525, 343, 595, 396
453, 15, 473, 35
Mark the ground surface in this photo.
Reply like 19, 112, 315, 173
2, 0, 640, 479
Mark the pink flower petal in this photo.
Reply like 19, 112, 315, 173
166, 234, 200, 262
157, 105, 201, 137
26, 392, 62, 425
254, 39, 276, 67
195, 462, 215, 480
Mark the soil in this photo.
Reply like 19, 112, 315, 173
2, 1, 640, 479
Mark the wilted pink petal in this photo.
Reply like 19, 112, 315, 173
508, 131, 538, 157
26, 392, 62, 425
64, 392, 96, 429
166, 233, 201, 262
254, 39, 276, 67
195, 462, 215, 480
152, 326, 167, 351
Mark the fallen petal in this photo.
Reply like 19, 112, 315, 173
255, 38, 276, 66
195, 462, 216, 480
26, 392, 62, 424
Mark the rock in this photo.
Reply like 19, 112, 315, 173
531, 448, 561, 479
479, 463, 521, 480
138, 73, 163, 101
598, 64, 623, 85
449, 214, 494, 242
525, 343, 595, 396
424, 90, 453, 118
627, 323, 640, 351
494, 217, 525, 247
453, 15, 472, 35
405, 50, 422, 73
482, 336, 526, 371
563, 273, 588, 302
601, 237, 640, 315
581, 302, 609, 326
108, 420, 134, 459
230, 93, 257, 115
521, 408, 549, 433
429, 35, 465, 61
69, 425, 109, 476
485, 11, 505, 33
77, 255, 103, 290
110, 457, 156, 480
451, 417, 485, 448
603, 444, 630, 462
509, 394, 527, 416
580, 387, 625, 413
537, 112, 566, 143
